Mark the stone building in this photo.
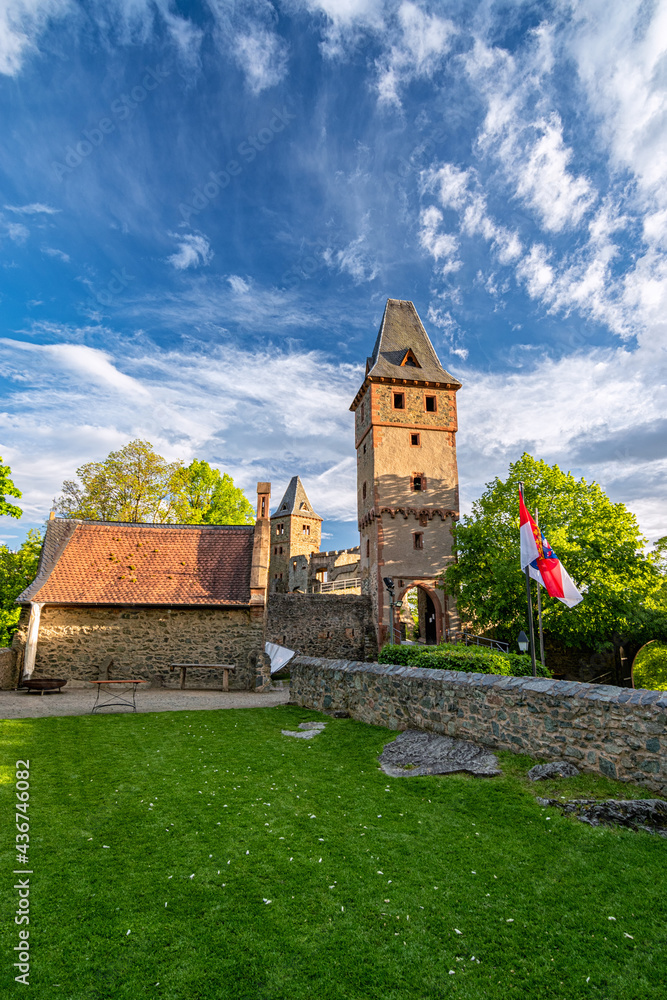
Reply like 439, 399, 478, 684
10, 484, 273, 690
350, 298, 461, 646
269, 476, 323, 592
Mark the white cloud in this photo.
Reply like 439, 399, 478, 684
418, 206, 460, 274
0, 0, 70, 76
227, 274, 250, 294
42, 246, 70, 262
166, 233, 213, 270
4, 202, 60, 214
514, 115, 596, 232
233, 24, 288, 95
376, 1, 454, 108
0, 331, 361, 525
323, 234, 379, 283
4, 220, 29, 243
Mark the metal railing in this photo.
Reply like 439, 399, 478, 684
460, 630, 509, 653
316, 577, 361, 593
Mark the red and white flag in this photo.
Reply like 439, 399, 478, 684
519, 491, 583, 608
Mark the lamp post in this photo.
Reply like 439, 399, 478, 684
517, 630, 529, 654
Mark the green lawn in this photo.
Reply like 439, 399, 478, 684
1, 704, 665, 1000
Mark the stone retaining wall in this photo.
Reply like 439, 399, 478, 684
266, 594, 377, 662
11, 605, 268, 690
0, 647, 17, 690
289, 656, 667, 795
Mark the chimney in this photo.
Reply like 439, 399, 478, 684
49, 511, 56, 520
249, 482, 271, 604
256, 482, 271, 520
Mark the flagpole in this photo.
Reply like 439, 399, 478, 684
535, 505, 546, 670
519, 481, 538, 678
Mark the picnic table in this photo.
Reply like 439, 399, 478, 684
90, 679, 147, 713
170, 663, 236, 691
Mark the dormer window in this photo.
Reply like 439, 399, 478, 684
400, 348, 421, 368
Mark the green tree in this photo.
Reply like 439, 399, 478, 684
55, 441, 254, 525
172, 460, 254, 525
0, 457, 22, 519
444, 453, 667, 653
0, 529, 43, 646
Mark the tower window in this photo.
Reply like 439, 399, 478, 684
393, 392, 405, 409
360, 402, 365, 421
366, 539, 370, 558
302, 524, 310, 535
362, 481, 367, 499
292, 560, 297, 570
363, 443, 366, 454
279, 546, 283, 554
410, 433, 420, 446
411, 473, 427, 492
276, 523, 284, 535
413, 532, 424, 550
425, 395, 437, 412
274, 547, 277, 555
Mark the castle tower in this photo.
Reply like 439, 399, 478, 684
350, 299, 461, 646
269, 476, 322, 592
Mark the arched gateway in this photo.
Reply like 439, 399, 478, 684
350, 299, 461, 648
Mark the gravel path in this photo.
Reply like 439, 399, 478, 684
0, 686, 290, 719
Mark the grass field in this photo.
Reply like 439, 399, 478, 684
1, 704, 665, 999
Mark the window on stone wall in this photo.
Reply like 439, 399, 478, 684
293, 560, 297, 570
411, 433, 420, 446
279, 546, 283, 554
362, 481, 367, 499
276, 524, 284, 535
393, 391, 405, 409
302, 524, 310, 535
366, 539, 370, 558
425, 395, 437, 412
413, 532, 424, 550
360, 402, 365, 421
412, 474, 423, 491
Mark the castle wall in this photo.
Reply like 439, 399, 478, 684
11, 604, 267, 690
290, 656, 667, 796
266, 594, 377, 661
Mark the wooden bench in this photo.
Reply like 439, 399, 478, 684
170, 663, 236, 692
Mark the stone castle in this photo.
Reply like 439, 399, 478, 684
268, 298, 461, 647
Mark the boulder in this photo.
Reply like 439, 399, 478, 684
528, 761, 580, 781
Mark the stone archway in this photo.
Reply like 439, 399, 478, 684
396, 581, 444, 645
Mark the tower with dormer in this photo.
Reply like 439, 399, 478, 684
269, 476, 322, 592
350, 299, 461, 646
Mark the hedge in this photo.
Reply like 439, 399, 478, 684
378, 642, 552, 678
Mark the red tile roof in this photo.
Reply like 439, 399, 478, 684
19, 520, 255, 606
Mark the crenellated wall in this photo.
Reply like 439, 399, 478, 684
289, 656, 667, 795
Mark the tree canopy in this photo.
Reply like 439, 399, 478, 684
54, 441, 254, 525
0, 529, 43, 646
0, 458, 22, 519
444, 453, 667, 653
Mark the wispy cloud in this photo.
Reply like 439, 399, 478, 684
166, 233, 213, 270
233, 25, 288, 95
41, 246, 70, 262
4, 202, 60, 215
376, 2, 455, 108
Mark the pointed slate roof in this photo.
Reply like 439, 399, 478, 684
270, 476, 322, 521
16, 518, 255, 606
351, 298, 461, 410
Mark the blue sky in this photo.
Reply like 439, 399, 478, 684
1, 0, 666, 551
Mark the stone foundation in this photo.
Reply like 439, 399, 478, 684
12, 605, 267, 690
266, 594, 377, 661
289, 656, 667, 795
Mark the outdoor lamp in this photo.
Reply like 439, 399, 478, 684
383, 577, 395, 591
517, 630, 529, 653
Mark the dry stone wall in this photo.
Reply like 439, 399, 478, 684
289, 656, 667, 795
266, 594, 377, 662
12, 605, 267, 690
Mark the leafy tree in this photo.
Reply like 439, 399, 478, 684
0, 529, 43, 646
444, 453, 667, 653
172, 460, 254, 524
0, 458, 22, 519
55, 440, 254, 525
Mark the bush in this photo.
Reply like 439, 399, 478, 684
632, 642, 667, 691
378, 642, 552, 678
